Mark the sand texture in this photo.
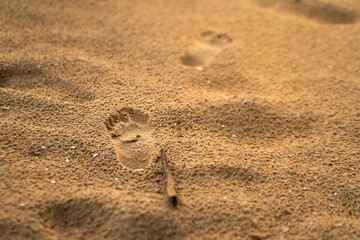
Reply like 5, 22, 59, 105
1, 0, 359, 239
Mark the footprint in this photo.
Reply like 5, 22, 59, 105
256, 0, 358, 24
181, 31, 232, 67
106, 108, 156, 169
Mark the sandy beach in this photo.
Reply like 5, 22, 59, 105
1, 0, 359, 239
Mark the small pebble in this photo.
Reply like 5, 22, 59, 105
197, 66, 204, 71
45, 168, 49, 171
221, 125, 226, 128
115, 178, 119, 181
93, 153, 99, 158
232, 134, 237, 138
338, 223, 343, 227
282, 228, 289, 233
223, 196, 228, 200
334, 192, 337, 196
41, 146, 46, 149
135, 169, 143, 172
65, 159, 69, 163
51, 180, 56, 184
70, 146, 76, 149
20, 203, 25, 207
37, 65, 41, 69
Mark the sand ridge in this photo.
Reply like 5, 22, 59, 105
0, 0, 359, 239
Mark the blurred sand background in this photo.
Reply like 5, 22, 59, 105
0, 0, 359, 239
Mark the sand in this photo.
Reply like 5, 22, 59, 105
0, 0, 359, 239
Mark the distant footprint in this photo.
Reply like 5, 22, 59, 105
106, 108, 156, 169
257, 0, 358, 24
181, 31, 232, 67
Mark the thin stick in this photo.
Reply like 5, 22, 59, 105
161, 149, 178, 206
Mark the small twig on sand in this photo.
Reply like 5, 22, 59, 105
161, 149, 178, 206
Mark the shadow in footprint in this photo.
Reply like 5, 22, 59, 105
181, 31, 232, 67
257, 0, 358, 24
106, 108, 157, 169
0, 62, 95, 103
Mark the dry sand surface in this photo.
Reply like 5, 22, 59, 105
1, 0, 359, 239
